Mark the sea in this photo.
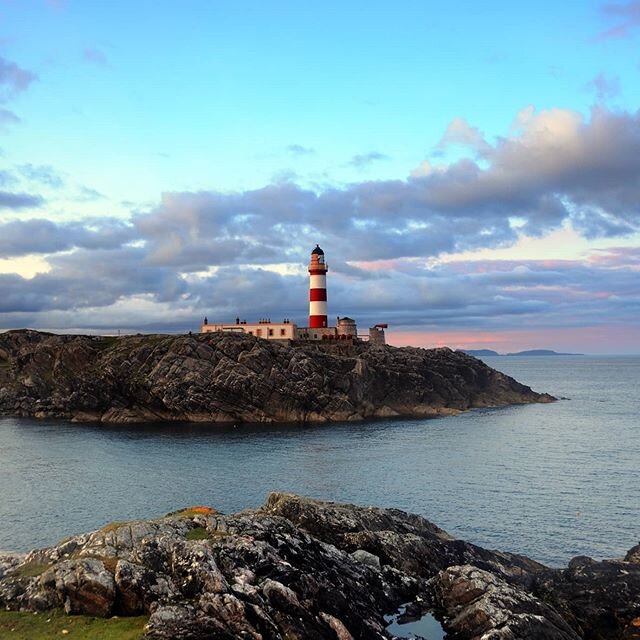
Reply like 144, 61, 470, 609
0, 355, 638, 567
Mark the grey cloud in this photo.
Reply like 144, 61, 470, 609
286, 144, 315, 157
0, 56, 36, 101
0, 170, 16, 187
2, 248, 638, 337
0, 218, 134, 257
122, 107, 640, 270
0, 191, 44, 210
584, 73, 620, 100
347, 151, 389, 169
0, 109, 20, 125
2, 105, 640, 334
597, 1, 640, 39
18, 164, 64, 189
83, 47, 107, 65
76, 186, 106, 201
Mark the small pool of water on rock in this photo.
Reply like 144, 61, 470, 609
385, 605, 446, 639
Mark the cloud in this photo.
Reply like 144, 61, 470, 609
347, 151, 389, 169
0, 56, 37, 102
76, 186, 106, 201
18, 164, 64, 189
597, 1, 640, 39
1, 245, 638, 341
436, 117, 490, 153
0, 218, 134, 257
0, 56, 36, 127
584, 73, 620, 101
1, 105, 640, 338
83, 47, 108, 66
0, 170, 16, 187
0, 109, 20, 125
0, 191, 44, 210
286, 144, 315, 157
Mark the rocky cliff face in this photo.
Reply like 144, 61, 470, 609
0, 494, 638, 640
0, 329, 553, 423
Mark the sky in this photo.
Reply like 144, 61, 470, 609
0, 0, 639, 353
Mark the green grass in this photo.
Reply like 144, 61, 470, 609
185, 526, 209, 541
94, 336, 119, 350
15, 562, 51, 578
0, 610, 147, 640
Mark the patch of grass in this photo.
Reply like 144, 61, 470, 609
100, 521, 129, 534
165, 506, 217, 519
185, 526, 209, 541
94, 336, 119, 350
0, 609, 147, 640
15, 561, 52, 578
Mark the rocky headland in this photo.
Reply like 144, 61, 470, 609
0, 493, 638, 639
0, 329, 553, 424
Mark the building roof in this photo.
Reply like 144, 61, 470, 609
311, 244, 324, 255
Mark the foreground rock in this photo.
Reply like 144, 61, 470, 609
0, 329, 553, 424
1, 494, 638, 639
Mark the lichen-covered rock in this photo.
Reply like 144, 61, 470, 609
532, 554, 640, 640
430, 564, 580, 639
0, 329, 553, 423
52, 558, 116, 617
262, 492, 547, 582
1, 494, 636, 640
626, 543, 640, 564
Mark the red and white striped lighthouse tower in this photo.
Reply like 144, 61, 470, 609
308, 244, 328, 328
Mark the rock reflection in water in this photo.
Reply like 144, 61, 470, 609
385, 603, 446, 640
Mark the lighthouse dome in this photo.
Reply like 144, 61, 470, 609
311, 244, 324, 255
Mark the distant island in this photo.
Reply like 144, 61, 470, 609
461, 349, 584, 357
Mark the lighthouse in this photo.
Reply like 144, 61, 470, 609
308, 244, 328, 328
200, 242, 385, 344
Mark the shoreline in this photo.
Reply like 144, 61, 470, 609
1, 493, 637, 640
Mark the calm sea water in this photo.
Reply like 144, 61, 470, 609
0, 356, 638, 567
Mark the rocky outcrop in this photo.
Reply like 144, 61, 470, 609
429, 565, 581, 639
0, 329, 553, 423
1, 494, 638, 639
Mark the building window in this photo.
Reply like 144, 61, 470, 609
256, 329, 262, 337
268, 328, 274, 336
280, 329, 286, 336
248, 331, 253, 335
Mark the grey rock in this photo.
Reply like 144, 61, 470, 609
53, 558, 116, 617
350, 549, 381, 569
1, 493, 637, 640
0, 329, 554, 423
429, 564, 580, 639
